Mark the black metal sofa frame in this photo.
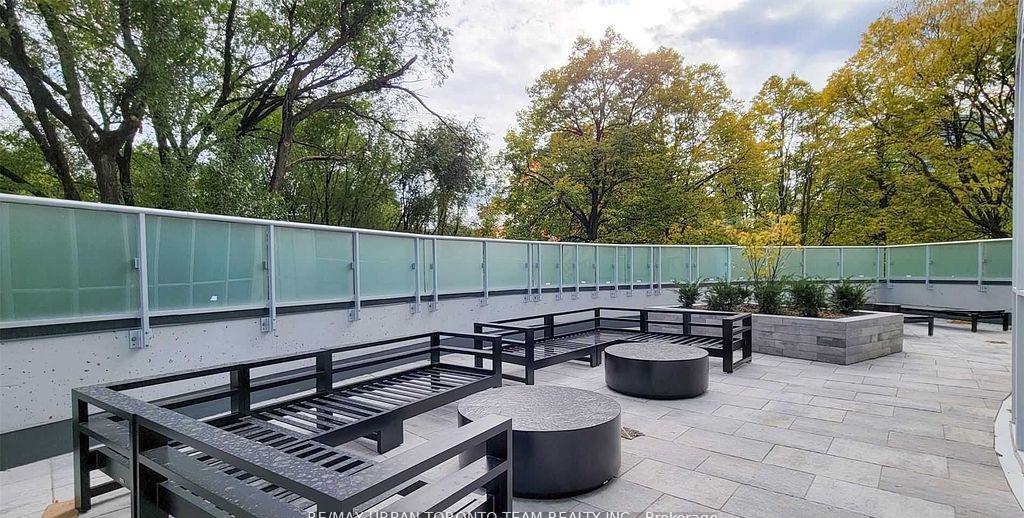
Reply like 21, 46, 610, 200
867, 303, 1009, 332
72, 331, 510, 517
474, 307, 752, 384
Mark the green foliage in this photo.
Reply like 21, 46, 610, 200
676, 280, 702, 308
829, 279, 870, 315
705, 283, 750, 312
751, 280, 787, 315
788, 278, 828, 318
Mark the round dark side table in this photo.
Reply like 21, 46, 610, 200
457, 385, 621, 499
604, 342, 709, 399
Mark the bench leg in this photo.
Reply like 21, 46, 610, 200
928, 319, 934, 336
590, 349, 602, 367
73, 399, 91, 512
377, 422, 404, 454
1003, 314, 1010, 331
971, 315, 978, 333
723, 350, 734, 374
525, 366, 535, 385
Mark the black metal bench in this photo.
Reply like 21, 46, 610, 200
72, 331, 510, 516
903, 314, 935, 335
867, 303, 1009, 332
475, 307, 752, 384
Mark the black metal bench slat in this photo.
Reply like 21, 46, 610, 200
382, 455, 508, 513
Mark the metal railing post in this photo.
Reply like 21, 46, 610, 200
534, 244, 542, 301
525, 244, 532, 303
925, 245, 933, 290
573, 244, 580, 300
349, 231, 361, 321
838, 247, 844, 279
430, 238, 439, 311
481, 241, 489, 306
628, 246, 634, 297
726, 247, 732, 284
266, 225, 277, 331
132, 213, 150, 349
411, 238, 421, 314
978, 242, 986, 292
656, 246, 663, 294
593, 246, 601, 299
612, 247, 619, 298
648, 245, 655, 296
886, 247, 892, 288
556, 245, 563, 301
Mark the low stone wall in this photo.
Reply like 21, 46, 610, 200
752, 311, 903, 364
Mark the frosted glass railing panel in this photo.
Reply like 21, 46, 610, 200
842, 248, 878, 279
697, 247, 729, 281
488, 241, 529, 290
148, 217, 267, 310
538, 244, 560, 287
983, 240, 1011, 280
930, 243, 978, 279
360, 234, 416, 298
617, 247, 632, 285
633, 247, 652, 284
597, 246, 616, 285
578, 245, 597, 286
561, 245, 578, 286
731, 248, 754, 282
777, 248, 803, 277
0, 203, 139, 322
274, 227, 350, 304
888, 246, 927, 278
662, 247, 689, 284
804, 248, 840, 279
421, 240, 434, 293
436, 239, 482, 294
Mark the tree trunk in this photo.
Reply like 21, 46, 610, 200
89, 152, 124, 204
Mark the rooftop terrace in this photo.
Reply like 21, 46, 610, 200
2, 320, 1020, 518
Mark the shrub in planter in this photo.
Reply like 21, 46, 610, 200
705, 283, 750, 312
751, 280, 786, 315
788, 278, 827, 317
676, 280, 702, 308
830, 278, 870, 315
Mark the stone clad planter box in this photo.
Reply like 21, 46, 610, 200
751, 311, 903, 364
649, 307, 903, 365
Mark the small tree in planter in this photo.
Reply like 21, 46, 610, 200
788, 278, 828, 317
676, 279, 703, 308
830, 278, 871, 315
734, 214, 799, 314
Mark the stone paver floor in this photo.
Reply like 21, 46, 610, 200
2, 321, 1022, 517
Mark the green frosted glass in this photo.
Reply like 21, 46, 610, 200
697, 247, 728, 281
578, 245, 597, 285
841, 248, 878, 279
273, 227, 350, 304
930, 243, 978, 279
561, 245, 578, 286
888, 246, 926, 278
436, 239, 482, 294
661, 247, 689, 284
360, 234, 416, 298
488, 241, 529, 290
1, 203, 138, 322
634, 246, 651, 282
983, 240, 1011, 279
731, 247, 754, 282
805, 248, 841, 279
420, 239, 434, 293
598, 246, 616, 286
539, 244, 560, 287
616, 247, 633, 285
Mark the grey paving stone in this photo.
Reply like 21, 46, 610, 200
621, 435, 710, 469
712, 404, 796, 428
696, 453, 814, 497
763, 401, 847, 422
675, 428, 773, 462
764, 445, 881, 486
886, 431, 1001, 466
806, 476, 955, 518
574, 478, 662, 512
644, 494, 742, 518
621, 458, 739, 509
943, 425, 994, 447
878, 467, 1024, 517
662, 408, 744, 434
722, 484, 868, 518
790, 416, 891, 445
826, 437, 948, 477
947, 458, 1013, 492
808, 395, 895, 416
733, 422, 833, 453
853, 392, 942, 411
842, 411, 945, 438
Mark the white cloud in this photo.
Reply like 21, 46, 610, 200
416, 0, 896, 150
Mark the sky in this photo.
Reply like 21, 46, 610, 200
417, 0, 897, 151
